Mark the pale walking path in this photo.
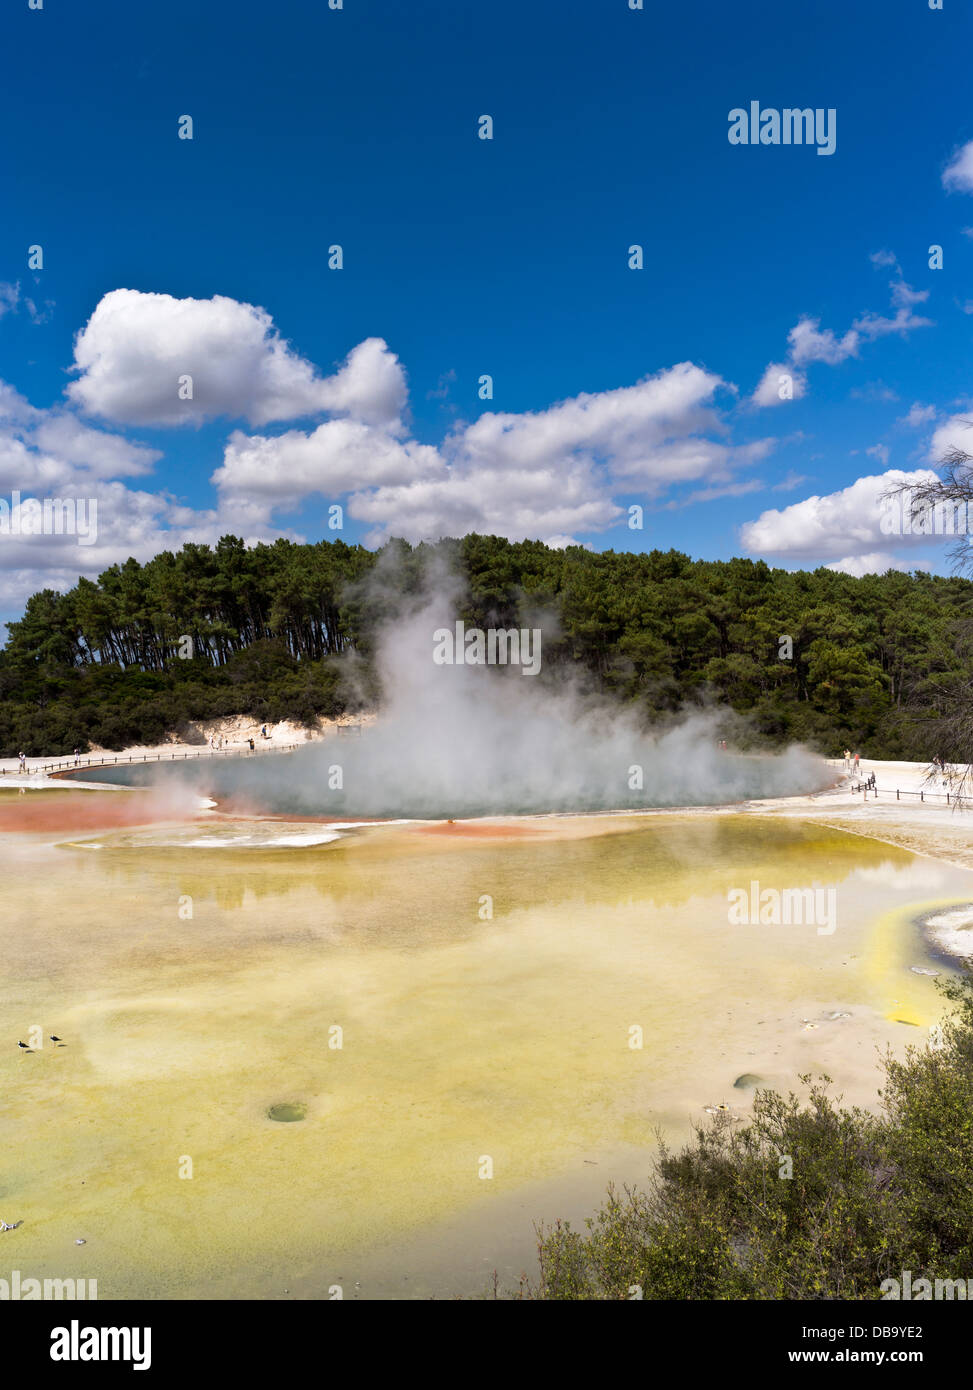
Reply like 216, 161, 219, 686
746, 759, 973, 873
0, 713, 374, 785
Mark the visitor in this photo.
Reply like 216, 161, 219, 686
73, 747, 80, 765
18, 750, 26, 772
853, 751, 860, 771
843, 748, 851, 770
261, 724, 268, 739
248, 737, 255, 752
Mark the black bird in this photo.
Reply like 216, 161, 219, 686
17, 1041, 30, 1051
49, 1035, 62, 1046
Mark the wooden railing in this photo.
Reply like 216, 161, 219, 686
849, 781, 963, 805
3, 743, 301, 778
819, 760, 966, 806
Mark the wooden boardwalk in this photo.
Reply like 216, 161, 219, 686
3, 743, 300, 778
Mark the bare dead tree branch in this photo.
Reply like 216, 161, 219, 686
881, 434, 973, 576
880, 436, 973, 800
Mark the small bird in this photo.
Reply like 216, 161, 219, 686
49, 1035, 63, 1046
16, 1041, 30, 1052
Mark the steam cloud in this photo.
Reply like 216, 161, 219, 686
105, 557, 833, 818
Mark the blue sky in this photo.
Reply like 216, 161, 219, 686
1, 0, 972, 627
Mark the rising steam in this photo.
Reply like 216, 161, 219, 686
98, 555, 833, 818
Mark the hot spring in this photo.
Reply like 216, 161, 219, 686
63, 724, 834, 818
64, 579, 837, 816
2, 792, 970, 1300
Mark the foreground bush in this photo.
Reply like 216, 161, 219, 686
531, 972, 973, 1299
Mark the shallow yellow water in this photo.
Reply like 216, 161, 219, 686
1, 808, 970, 1299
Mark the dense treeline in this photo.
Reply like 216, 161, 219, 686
1, 532, 970, 755
527, 971, 973, 1300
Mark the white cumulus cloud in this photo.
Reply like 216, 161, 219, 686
899, 403, 937, 428
943, 141, 973, 194
929, 414, 973, 462
787, 317, 859, 366
213, 419, 444, 508
67, 290, 407, 429
739, 469, 938, 559
214, 361, 745, 545
827, 552, 930, 577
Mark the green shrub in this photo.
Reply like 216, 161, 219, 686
530, 971, 973, 1300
